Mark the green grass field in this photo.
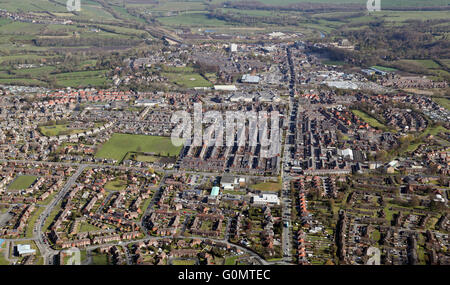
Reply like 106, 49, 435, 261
39, 122, 103, 137
79, 222, 102, 233
217, 0, 450, 7
352, 110, 391, 132
104, 179, 128, 191
8, 175, 38, 190
38, 124, 80, 137
172, 259, 197, 265
404, 125, 449, 153
0, 241, 9, 265
135, 155, 160, 163
323, 60, 346, 66
401, 59, 441, 69
371, 66, 398, 72
392, 59, 449, 81
43, 205, 61, 231
224, 255, 239, 265
250, 181, 282, 192
91, 252, 110, 265
95, 133, 183, 162
54, 70, 111, 88
163, 72, 213, 88
157, 13, 230, 27
25, 207, 45, 238
432, 97, 450, 110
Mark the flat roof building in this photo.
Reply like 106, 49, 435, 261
241, 74, 261, 84
252, 194, 280, 205
16, 244, 36, 257
214, 85, 237, 91
221, 175, 238, 190
211, 186, 220, 196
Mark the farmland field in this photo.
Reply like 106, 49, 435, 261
54, 70, 111, 88
401, 60, 441, 69
213, 0, 450, 7
157, 13, 230, 27
95, 133, 183, 162
432, 97, 450, 110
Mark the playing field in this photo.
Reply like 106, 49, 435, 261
8, 175, 38, 190
95, 133, 183, 162
250, 181, 282, 192
38, 124, 80, 137
162, 72, 213, 88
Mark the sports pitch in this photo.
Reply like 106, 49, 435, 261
95, 133, 183, 162
8, 175, 38, 190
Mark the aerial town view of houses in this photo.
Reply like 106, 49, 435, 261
0, 0, 449, 268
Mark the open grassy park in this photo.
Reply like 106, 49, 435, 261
8, 175, 38, 191
95, 133, 183, 162
104, 179, 128, 191
351, 110, 392, 132
38, 124, 81, 137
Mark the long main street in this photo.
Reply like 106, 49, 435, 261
280, 46, 297, 264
